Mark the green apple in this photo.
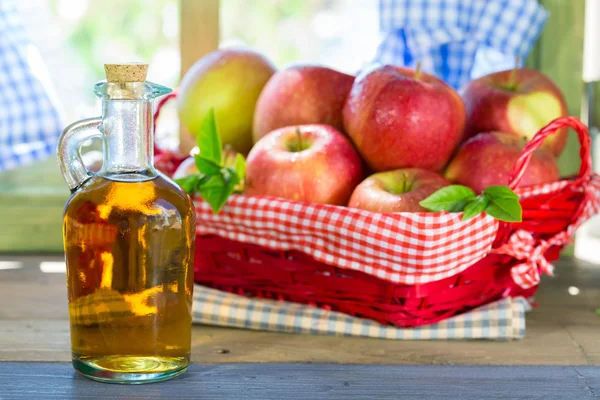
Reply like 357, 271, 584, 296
178, 48, 276, 154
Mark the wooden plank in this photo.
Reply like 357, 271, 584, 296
1, 255, 599, 366
0, 322, 69, 362
0, 363, 599, 399
0, 157, 67, 252
0, 316, 591, 365
179, 0, 220, 78
0, 317, 589, 365
179, 0, 220, 153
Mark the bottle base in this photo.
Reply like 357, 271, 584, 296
72, 354, 189, 384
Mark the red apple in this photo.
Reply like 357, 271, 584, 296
154, 149, 190, 178
461, 68, 568, 156
348, 168, 449, 213
253, 65, 354, 142
172, 156, 198, 180
343, 64, 465, 172
245, 124, 363, 205
445, 131, 560, 193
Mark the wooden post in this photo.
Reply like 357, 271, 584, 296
179, 0, 220, 153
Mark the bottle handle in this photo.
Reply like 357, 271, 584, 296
57, 117, 102, 191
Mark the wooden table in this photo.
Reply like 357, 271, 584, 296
1, 255, 599, 399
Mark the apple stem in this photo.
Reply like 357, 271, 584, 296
401, 172, 411, 193
295, 127, 303, 152
414, 61, 422, 80
223, 144, 234, 166
509, 56, 521, 89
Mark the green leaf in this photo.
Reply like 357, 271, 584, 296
483, 185, 520, 200
175, 175, 201, 194
196, 108, 222, 165
234, 153, 246, 182
419, 185, 476, 212
225, 167, 240, 186
194, 155, 221, 175
462, 195, 489, 221
197, 171, 236, 214
484, 201, 522, 222
183, 109, 246, 213
482, 185, 522, 222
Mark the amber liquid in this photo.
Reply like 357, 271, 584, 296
63, 173, 195, 382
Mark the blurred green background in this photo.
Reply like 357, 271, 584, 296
0, 0, 593, 252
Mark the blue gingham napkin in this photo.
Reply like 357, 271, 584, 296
374, 0, 548, 89
192, 285, 528, 340
0, 0, 62, 172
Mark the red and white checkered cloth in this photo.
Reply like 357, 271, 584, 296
194, 174, 600, 287
195, 196, 499, 285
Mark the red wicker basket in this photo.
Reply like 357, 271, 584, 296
190, 117, 600, 328
152, 99, 600, 327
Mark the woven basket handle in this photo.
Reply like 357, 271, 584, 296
152, 89, 178, 154
508, 116, 592, 190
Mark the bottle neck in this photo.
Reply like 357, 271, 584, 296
99, 99, 156, 180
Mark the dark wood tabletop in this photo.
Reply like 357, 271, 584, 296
1, 362, 600, 399
1, 254, 599, 399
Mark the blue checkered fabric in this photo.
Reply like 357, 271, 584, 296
193, 285, 529, 340
0, 1, 62, 172
374, 0, 548, 90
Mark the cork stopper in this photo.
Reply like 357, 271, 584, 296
104, 63, 148, 83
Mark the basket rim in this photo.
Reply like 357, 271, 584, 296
193, 171, 598, 220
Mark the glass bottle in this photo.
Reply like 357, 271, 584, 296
57, 63, 196, 384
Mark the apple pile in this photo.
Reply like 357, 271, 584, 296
175, 48, 567, 213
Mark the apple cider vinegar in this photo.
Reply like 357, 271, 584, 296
63, 175, 195, 380
58, 63, 195, 383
